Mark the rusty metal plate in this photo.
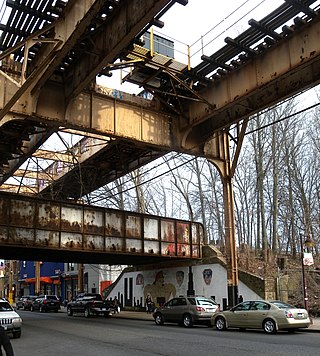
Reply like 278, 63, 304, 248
83, 235, 104, 251
105, 211, 123, 236
61, 205, 82, 232
105, 236, 124, 251
161, 241, 176, 256
192, 245, 200, 257
37, 202, 60, 230
144, 218, 159, 240
126, 215, 141, 238
144, 240, 160, 254
161, 221, 175, 242
8, 227, 34, 245
10, 199, 35, 228
126, 239, 142, 253
61, 232, 82, 249
84, 208, 104, 235
177, 243, 190, 257
0, 199, 9, 225
0, 226, 8, 243
35, 230, 60, 247
177, 222, 190, 243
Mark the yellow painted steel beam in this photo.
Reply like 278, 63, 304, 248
1, 17, 320, 159
182, 17, 320, 150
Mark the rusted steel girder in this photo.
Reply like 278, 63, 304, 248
0, 192, 203, 264
181, 16, 320, 151
204, 122, 248, 308
0, 0, 173, 122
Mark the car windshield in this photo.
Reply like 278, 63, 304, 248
46, 296, 58, 300
270, 301, 295, 309
0, 301, 13, 311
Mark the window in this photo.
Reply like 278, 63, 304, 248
234, 301, 251, 311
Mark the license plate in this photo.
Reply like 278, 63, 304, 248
297, 313, 303, 318
3, 325, 7, 330
100, 308, 106, 311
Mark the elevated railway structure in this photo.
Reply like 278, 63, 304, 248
1, 0, 320, 306
0, 191, 203, 265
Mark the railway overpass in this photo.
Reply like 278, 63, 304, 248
0, 191, 203, 264
1, 0, 320, 306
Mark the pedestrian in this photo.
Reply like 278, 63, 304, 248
112, 297, 120, 314
0, 325, 14, 356
145, 294, 153, 314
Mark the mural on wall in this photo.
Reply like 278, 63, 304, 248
144, 270, 176, 306
136, 273, 144, 285
176, 270, 184, 287
203, 268, 213, 285
175, 270, 185, 295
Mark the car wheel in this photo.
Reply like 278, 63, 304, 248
16, 305, 20, 310
215, 316, 227, 331
263, 319, 277, 334
13, 331, 21, 339
30, 305, 34, 312
84, 308, 91, 318
40, 305, 44, 313
67, 307, 73, 316
154, 313, 164, 325
182, 314, 193, 328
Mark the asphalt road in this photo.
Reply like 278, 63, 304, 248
9, 310, 320, 356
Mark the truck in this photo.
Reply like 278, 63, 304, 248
66, 293, 114, 318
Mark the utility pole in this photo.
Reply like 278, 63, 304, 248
77, 263, 84, 293
35, 261, 41, 295
8, 260, 13, 304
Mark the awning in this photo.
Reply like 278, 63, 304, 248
25, 277, 52, 284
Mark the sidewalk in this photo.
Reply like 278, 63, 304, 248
61, 307, 320, 333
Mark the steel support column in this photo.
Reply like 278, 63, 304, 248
204, 122, 247, 307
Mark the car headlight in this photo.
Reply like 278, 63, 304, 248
12, 317, 22, 327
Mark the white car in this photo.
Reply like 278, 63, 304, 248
0, 298, 22, 338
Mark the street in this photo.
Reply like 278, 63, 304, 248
9, 310, 320, 356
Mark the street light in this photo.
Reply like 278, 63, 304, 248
299, 234, 314, 313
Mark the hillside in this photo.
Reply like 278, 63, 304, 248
237, 246, 320, 316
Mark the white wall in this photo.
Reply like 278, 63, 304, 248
108, 263, 261, 309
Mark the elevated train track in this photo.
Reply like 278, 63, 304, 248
0, 0, 319, 199
0, 1, 320, 302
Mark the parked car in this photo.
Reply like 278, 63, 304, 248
211, 300, 311, 334
30, 295, 60, 312
16, 295, 37, 310
0, 298, 22, 338
153, 295, 220, 327
67, 293, 114, 318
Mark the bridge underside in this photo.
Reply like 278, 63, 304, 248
0, 245, 188, 265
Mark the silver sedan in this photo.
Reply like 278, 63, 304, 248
211, 300, 311, 334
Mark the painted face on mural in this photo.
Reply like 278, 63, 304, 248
176, 271, 184, 286
136, 273, 144, 285
203, 268, 212, 285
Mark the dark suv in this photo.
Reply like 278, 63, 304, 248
30, 295, 60, 312
16, 295, 37, 310
153, 296, 219, 327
